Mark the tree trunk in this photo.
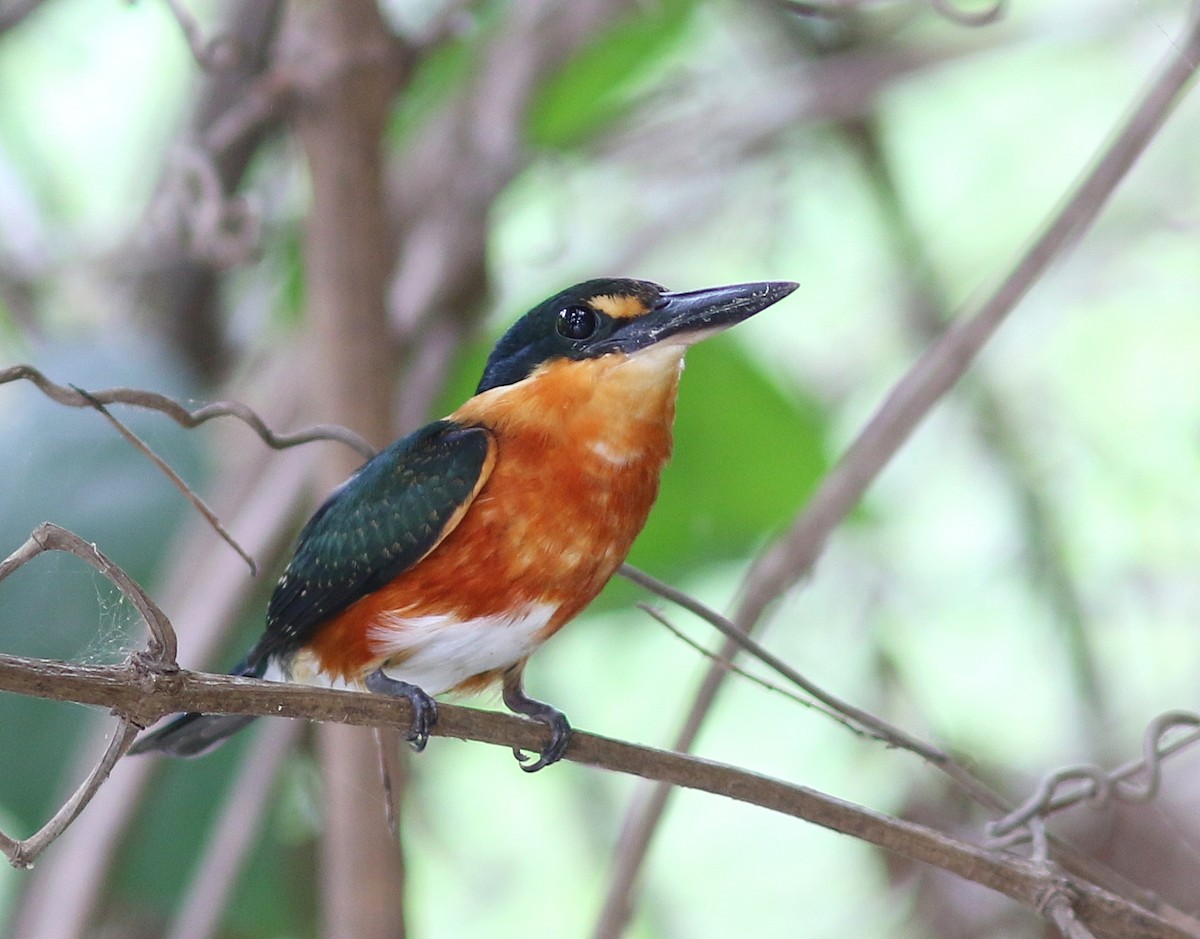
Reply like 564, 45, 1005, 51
290, 2, 407, 937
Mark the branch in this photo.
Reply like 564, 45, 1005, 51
0, 721, 139, 870
597, 10, 1200, 933
157, 0, 242, 71
1, 522, 1187, 936
8, 387, 320, 939
0, 523, 175, 869
621, 562, 1199, 924
0, 523, 177, 665
0, 0, 49, 34
740, 6, 1200, 613
621, 565, 956, 765
0, 363, 375, 457
991, 712, 1200, 845
0, 654, 1187, 939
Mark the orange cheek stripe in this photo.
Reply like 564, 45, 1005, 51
589, 294, 649, 320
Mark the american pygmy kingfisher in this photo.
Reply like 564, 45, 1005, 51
131, 278, 797, 771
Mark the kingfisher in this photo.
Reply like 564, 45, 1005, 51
131, 278, 797, 771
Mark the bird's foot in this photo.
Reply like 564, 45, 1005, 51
366, 669, 438, 752
512, 706, 570, 773
502, 669, 571, 773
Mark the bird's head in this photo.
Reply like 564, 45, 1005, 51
476, 278, 798, 393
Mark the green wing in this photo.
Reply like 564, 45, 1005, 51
254, 419, 494, 664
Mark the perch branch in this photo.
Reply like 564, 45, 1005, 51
0, 653, 1190, 939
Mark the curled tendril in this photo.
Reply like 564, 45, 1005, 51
988, 710, 1200, 845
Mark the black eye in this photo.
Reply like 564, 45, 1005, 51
556, 305, 598, 341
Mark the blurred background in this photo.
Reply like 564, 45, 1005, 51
1, 0, 1199, 936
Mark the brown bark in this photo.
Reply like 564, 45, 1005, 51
288, 2, 409, 937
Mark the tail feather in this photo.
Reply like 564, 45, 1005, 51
129, 652, 268, 758
128, 712, 259, 757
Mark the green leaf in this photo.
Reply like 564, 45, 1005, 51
628, 337, 828, 574
526, 0, 697, 150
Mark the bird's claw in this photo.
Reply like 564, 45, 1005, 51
512, 710, 571, 773
501, 668, 571, 772
366, 669, 438, 752
405, 692, 437, 752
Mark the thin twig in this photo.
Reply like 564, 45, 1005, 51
0, 522, 179, 869
1039, 883, 1100, 939
990, 712, 1200, 844
10, 413, 319, 939
635, 602, 869, 736
0, 364, 375, 458
0, 523, 177, 665
622, 568, 1192, 925
71, 386, 258, 575
373, 725, 406, 838
0, 721, 140, 869
622, 565, 952, 765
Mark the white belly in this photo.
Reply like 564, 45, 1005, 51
274, 603, 557, 696
366, 603, 557, 695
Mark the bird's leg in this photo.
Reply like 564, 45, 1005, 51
365, 669, 438, 752
502, 663, 571, 772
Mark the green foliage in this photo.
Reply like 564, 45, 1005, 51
387, 0, 511, 148
525, 0, 697, 149
388, 32, 476, 147
631, 337, 827, 573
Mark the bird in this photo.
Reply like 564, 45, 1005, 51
130, 277, 797, 771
